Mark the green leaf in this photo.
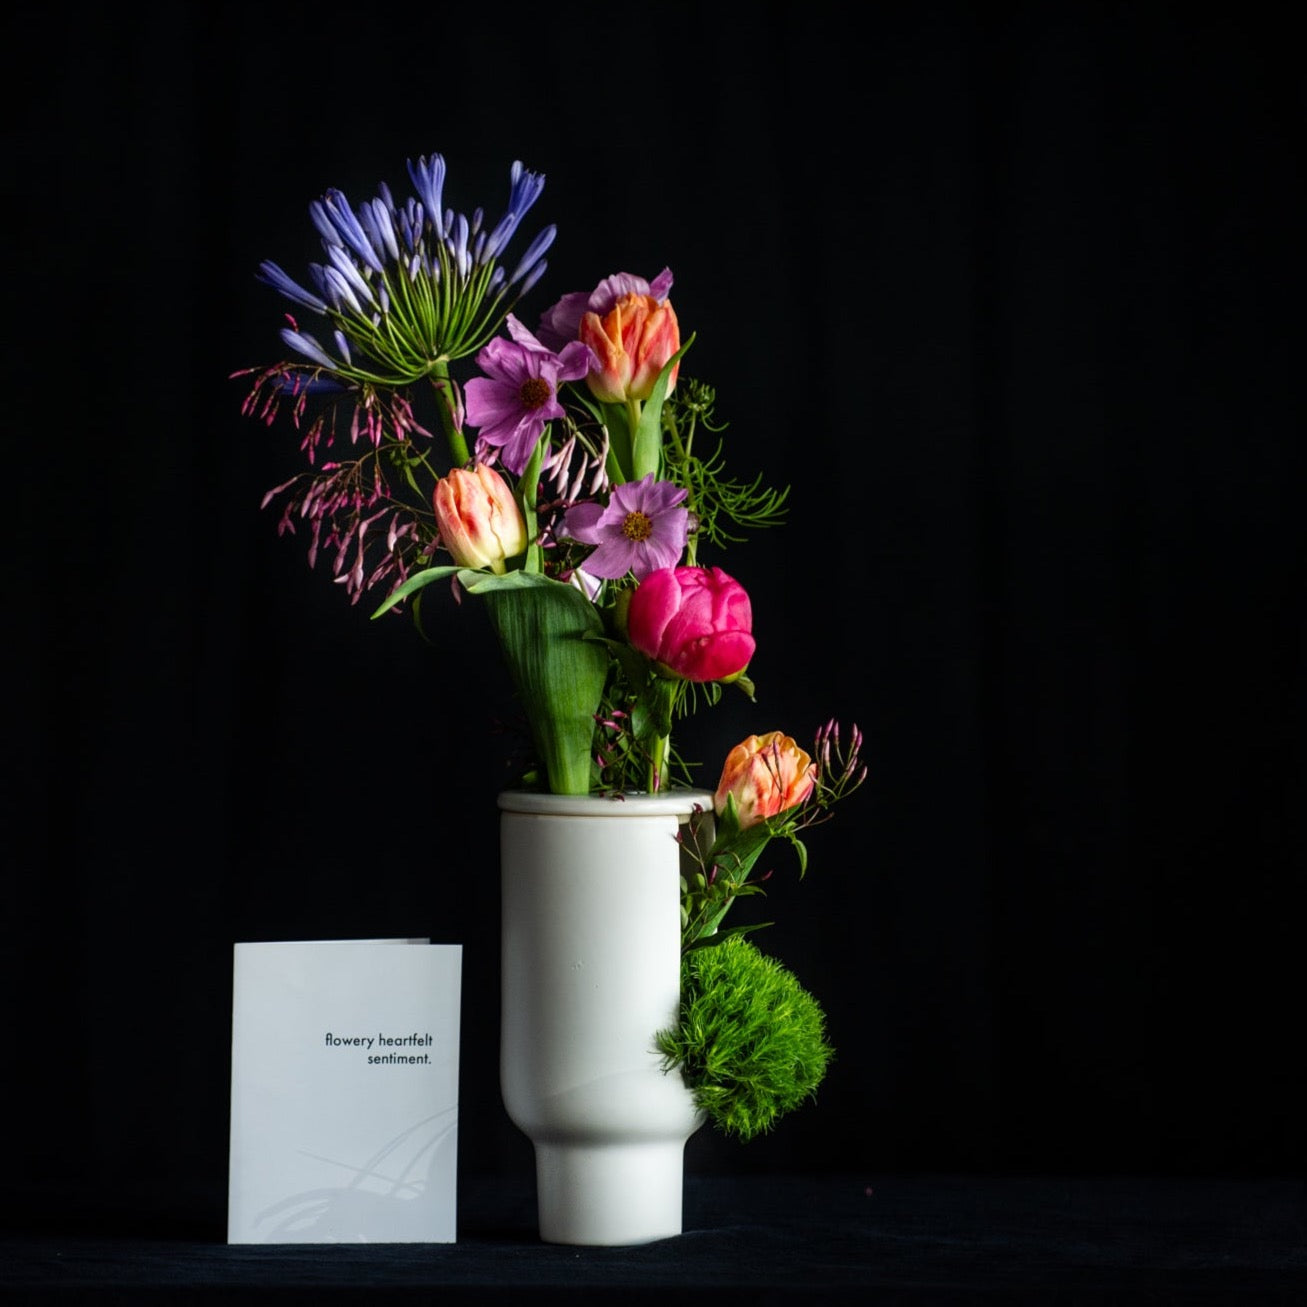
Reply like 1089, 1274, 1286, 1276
601, 401, 633, 483
460, 570, 608, 795
790, 836, 809, 877
518, 430, 548, 575
586, 632, 652, 688
714, 791, 745, 845
370, 566, 462, 620
684, 921, 775, 953
633, 673, 677, 741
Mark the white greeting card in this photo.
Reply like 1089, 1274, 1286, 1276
227, 939, 462, 1244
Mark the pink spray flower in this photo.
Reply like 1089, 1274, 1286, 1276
627, 565, 755, 683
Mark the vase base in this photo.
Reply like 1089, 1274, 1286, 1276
533, 1140, 687, 1246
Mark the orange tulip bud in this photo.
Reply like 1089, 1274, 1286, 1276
714, 732, 817, 830
578, 291, 680, 404
432, 464, 527, 574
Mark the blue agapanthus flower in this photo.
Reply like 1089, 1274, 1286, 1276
257, 154, 555, 387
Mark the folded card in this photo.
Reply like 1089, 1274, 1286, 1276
227, 939, 462, 1244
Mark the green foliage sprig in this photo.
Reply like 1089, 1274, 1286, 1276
660, 379, 790, 564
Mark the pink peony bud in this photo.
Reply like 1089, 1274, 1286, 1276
579, 291, 680, 404
714, 732, 817, 830
627, 565, 754, 682
432, 464, 527, 574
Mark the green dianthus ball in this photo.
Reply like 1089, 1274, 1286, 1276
657, 935, 834, 1141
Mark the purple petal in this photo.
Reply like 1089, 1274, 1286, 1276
474, 335, 532, 383
589, 272, 653, 315
636, 532, 685, 577
473, 409, 530, 451
556, 339, 599, 381
611, 473, 687, 515
535, 290, 590, 351
576, 536, 639, 579
499, 416, 549, 476
562, 500, 606, 544
463, 377, 522, 427
504, 313, 549, 352
648, 267, 674, 301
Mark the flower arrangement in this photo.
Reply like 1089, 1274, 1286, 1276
238, 151, 866, 1139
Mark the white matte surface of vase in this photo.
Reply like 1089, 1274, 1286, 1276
499, 789, 713, 1246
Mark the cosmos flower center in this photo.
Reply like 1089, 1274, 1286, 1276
621, 510, 654, 542
518, 377, 552, 410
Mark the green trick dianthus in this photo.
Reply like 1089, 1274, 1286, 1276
657, 935, 834, 1141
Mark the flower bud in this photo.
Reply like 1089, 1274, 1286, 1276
432, 464, 527, 574
579, 291, 680, 403
714, 732, 817, 830
627, 565, 754, 682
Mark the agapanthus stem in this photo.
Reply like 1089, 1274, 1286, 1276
430, 362, 470, 466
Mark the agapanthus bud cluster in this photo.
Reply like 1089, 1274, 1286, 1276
258, 154, 555, 387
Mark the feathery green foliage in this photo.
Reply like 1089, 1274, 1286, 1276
657, 936, 833, 1141
661, 379, 790, 561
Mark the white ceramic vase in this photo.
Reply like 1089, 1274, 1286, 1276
498, 788, 714, 1246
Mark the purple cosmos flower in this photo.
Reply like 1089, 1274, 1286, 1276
562, 473, 689, 581
535, 268, 675, 352
464, 316, 595, 475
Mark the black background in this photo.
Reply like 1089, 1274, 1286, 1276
7, 0, 1303, 1236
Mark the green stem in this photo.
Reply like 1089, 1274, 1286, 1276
663, 401, 698, 564
520, 429, 547, 574
429, 362, 469, 466
605, 442, 629, 486
663, 406, 689, 464
647, 732, 670, 793
628, 397, 653, 479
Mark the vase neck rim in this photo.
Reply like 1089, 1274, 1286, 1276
497, 789, 715, 818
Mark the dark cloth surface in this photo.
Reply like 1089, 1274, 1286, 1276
3, 1175, 1303, 1304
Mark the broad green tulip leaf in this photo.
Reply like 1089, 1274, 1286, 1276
460, 570, 609, 795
